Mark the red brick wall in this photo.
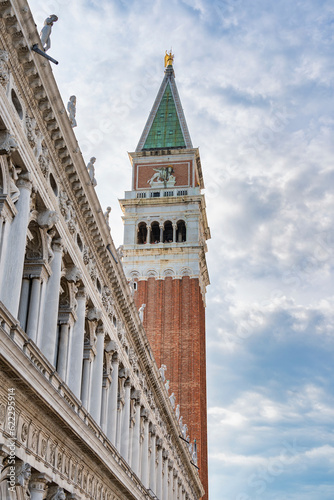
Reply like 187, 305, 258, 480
134, 161, 193, 190
135, 276, 209, 499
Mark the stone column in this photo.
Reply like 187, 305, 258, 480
147, 225, 151, 244
18, 277, 30, 330
115, 367, 128, 452
100, 369, 111, 434
89, 325, 105, 423
26, 277, 41, 342
35, 278, 47, 346
57, 321, 70, 380
163, 450, 169, 500
172, 223, 177, 243
159, 223, 163, 243
168, 460, 174, 500
81, 347, 94, 409
131, 396, 141, 476
29, 472, 52, 500
39, 239, 63, 365
107, 352, 119, 445
67, 287, 86, 398
173, 471, 178, 500
120, 378, 131, 462
141, 410, 149, 488
0, 197, 16, 279
178, 480, 182, 500
0, 175, 32, 317
156, 439, 163, 500
149, 425, 157, 493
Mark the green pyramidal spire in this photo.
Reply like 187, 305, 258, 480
143, 82, 186, 149
136, 52, 193, 152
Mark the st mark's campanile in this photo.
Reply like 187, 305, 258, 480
119, 52, 210, 499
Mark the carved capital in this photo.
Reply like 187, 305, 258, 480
52, 238, 63, 253
86, 306, 102, 322
105, 339, 118, 353
118, 367, 130, 379
0, 443, 10, 467
76, 286, 86, 300
149, 423, 156, 435
29, 472, 52, 495
140, 408, 149, 420
124, 376, 131, 387
131, 389, 141, 402
65, 265, 82, 283
96, 324, 104, 336
16, 172, 32, 191
0, 130, 17, 155
156, 437, 163, 449
46, 485, 66, 500
37, 209, 59, 229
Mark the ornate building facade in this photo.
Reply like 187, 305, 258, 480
119, 54, 210, 499
0, 1, 205, 500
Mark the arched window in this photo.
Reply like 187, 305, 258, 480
137, 222, 147, 244
11, 89, 23, 119
151, 221, 160, 243
176, 220, 186, 242
77, 233, 83, 251
163, 220, 173, 243
49, 173, 58, 196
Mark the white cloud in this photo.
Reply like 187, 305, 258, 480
27, 0, 334, 498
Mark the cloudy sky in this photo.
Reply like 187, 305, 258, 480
27, 0, 334, 498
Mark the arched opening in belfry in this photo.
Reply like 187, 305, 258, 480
176, 220, 186, 242
163, 220, 173, 243
151, 221, 160, 243
137, 222, 147, 244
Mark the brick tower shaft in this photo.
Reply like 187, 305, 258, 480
119, 53, 210, 499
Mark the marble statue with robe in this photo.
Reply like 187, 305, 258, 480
40, 15, 58, 52
67, 95, 77, 128
87, 157, 97, 186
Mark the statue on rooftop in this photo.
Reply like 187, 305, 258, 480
175, 404, 180, 420
67, 95, 77, 128
104, 206, 111, 227
86, 157, 97, 186
181, 423, 188, 439
165, 379, 170, 394
164, 50, 174, 68
159, 364, 167, 382
169, 392, 176, 409
40, 15, 58, 52
138, 303, 146, 322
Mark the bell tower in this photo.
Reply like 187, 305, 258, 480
119, 53, 210, 498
